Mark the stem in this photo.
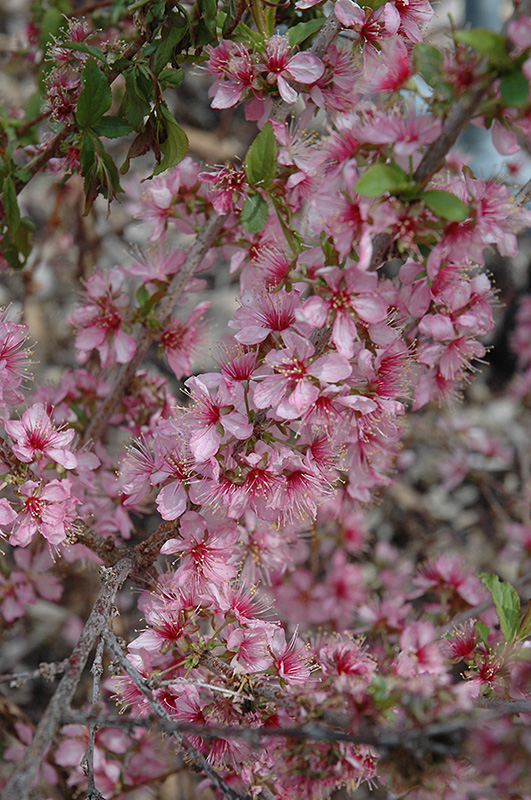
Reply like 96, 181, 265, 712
0, 555, 134, 800
80, 638, 105, 797
80, 211, 227, 445
102, 629, 251, 800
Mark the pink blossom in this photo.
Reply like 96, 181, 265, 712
0, 311, 30, 412
160, 302, 210, 380
363, 36, 413, 93
10, 479, 78, 547
5, 402, 77, 469
394, 621, 445, 676
226, 622, 275, 673
262, 35, 324, 104
160, 510, 238, 588
69, 270, 136, 368
185, 376, 253, 462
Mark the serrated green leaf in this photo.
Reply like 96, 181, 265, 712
3, 177, 20, 234
355, 163, 409, 198
422, 189, 469, 222
153, 105, 189, 175
288, 18, 325, 48
245, 122, 277, 189
455, 29, 508, 66
241, 192, 268, 233
121, 73, 151, 129
95, 116, 133, 138
76, 59, 112, 129
500, 70, 530, 108
480, 573, 521, 643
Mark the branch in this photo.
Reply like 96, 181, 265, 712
102, 628, 251, 800
80, 638, 106, 799
0, 660, 69, 687
13, 33, 147, 195
62, 704, 525, 754
0, 554, 134, 800
80, 211, 227, 445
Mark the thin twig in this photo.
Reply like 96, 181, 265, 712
62, 697, 531, 751
13, 33, 147, 195
102, 628, 251, 800
80, 212, 227, 445
69, 0, 115, 17
81, 638, 106, 799
0, 555, 134, 800
0, 660, 69, 687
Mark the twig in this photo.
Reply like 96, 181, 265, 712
0, 554, 134, 800
62, 701, 530, 752
0, 660, 69, 687
81, 638, 106, 800
69, 0, 115, 17
80, 211, 227, 445
13, 33, 147, 195
102, 628, 251, 800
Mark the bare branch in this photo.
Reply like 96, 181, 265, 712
1, 555, 134, 800
0, 660, 69, 687
80, 638, 106, 799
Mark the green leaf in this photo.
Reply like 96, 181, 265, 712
241, 193, 268, 233
500, 71, 530, 108
76, 59, 112, 129
244, 122, 277, 189
480, 573, 521, 643
95, 116, 133, 138
3, 177, 20, 234
414, 43, 443, 87
152, 21, 189, 75
455, 29, 508, 66
153, 105, 189, 175
80, 134, 96, 177
422, 189, 469, 222
474, 621, 490, 644
517, 600, 531, 641
288, 18, 325, 48
38, 7, 64, 50
158, 68, 185, 89
60, 41, 108, 65
137, 285, 150, 308
120, 72, 151, 130
354, 163, 409, 197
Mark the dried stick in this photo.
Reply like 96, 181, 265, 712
0, 554, 134, 800
102, 628, 251, 800
81, 637, 106, 800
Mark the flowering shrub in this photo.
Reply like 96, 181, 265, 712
1, 1, 531, 799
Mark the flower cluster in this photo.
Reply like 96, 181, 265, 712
2, 1, 531, 799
